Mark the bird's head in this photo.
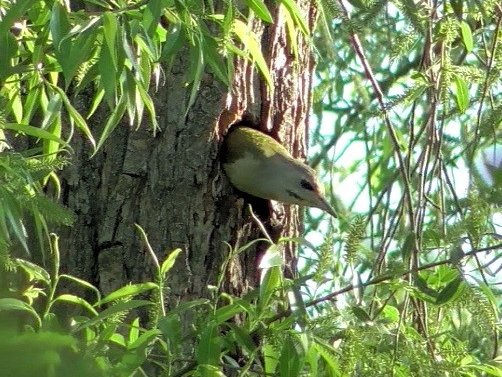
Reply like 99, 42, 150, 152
270, 157, 337, 218
222, 126, 337, 218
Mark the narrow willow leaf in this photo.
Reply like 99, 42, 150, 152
161, 26, 184, 65
436, 277, 466, 306
10, 92, 23, 123
460, 21, 473, 52
60, 274, 101, 302
87, 88, 105, 119
232, 19, 273, 90
128, 328, 162, 350
99, 39, 117, 102
226, 323, 256, 354
215, 300, 250, 323
76, 300, 154, 331
204, 36, 231, 86
453, 74, 469, 113
280, 0, 309, 35
185, 37, 204, 117
2, 123, 67, 147
196, 324, 220, 366
0, 33, 17, 80
245, 0, 273, 23
94, 94, 127, 154
279, 336, 305, 377
96, 282, 158, 306
263, 342, 279, 375
49, 2, 70, 50
49, 84, 96, 148
22, 86, 41, 124
43, 117, 63, 158
52, 294, 98, 316
135, 71, 159, 132
129, 317, 140, 344
102, 12, 118, 67
160, 248, 182, 277
64, 28, 98, 87
259, 266, 281, 309
142, 0, 162, 36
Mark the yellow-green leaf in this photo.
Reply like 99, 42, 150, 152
460, 21, 473, 52
232, 19, 273, 90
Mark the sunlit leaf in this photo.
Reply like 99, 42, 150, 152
245, 0, 273, 23
232, 19, 273, 90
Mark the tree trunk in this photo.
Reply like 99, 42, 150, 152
58, 1, 317, 306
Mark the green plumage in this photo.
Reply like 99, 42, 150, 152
221, 127, 292, 164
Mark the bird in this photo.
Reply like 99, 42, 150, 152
221, 126, 337, 218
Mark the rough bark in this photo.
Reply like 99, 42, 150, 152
58, 1, 317, 306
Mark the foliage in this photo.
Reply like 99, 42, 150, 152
1, 228, 500, 376
305, 0, 502, 375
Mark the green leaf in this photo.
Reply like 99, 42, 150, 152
203, 36, 231, 86
76, 300, 154, 330
64, 28, 98, 86
259, 244, 283, 269
94, 94, 127, 154
142, 0, 162, 35
215, 300, 251, 323
185, 35, 204, 117
99, 12, 119, 102
280, 0, 309, 35
135, 75, 160, 132
15, 258, 51, 285
60, 274, 101, 302
0, 33, 18, 80
48, 84, 96, 149
0, 298, 41, 327
351, 306, 372, 322
263, 342, 279, 375
196, 324, 221, 366
259, 266, 282, 309
129, 317, 140, 344
313, 341, 341, 375
158, 315, 182, 347
43, 117, 63, 158
128, 328, 162, 350
102, 12, 118, 68
22, 86, 41, 124
160, 248, 182, 277
453, 74, 469, 113
279, 336, 305, 377
435, 277, 466, 306
381, 305, 400, 323
232, 19, 273, 90
1, 123, 67, 147
161, 25, 184, 65
245, 0, 273, 23
460, 21, 473, 52
49, 2, 70, 50
52, 294, 98, 316
96, 282, 158, 306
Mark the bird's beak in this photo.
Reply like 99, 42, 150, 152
314, 194, 337, 218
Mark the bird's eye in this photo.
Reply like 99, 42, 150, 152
300, 179, 314, 191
